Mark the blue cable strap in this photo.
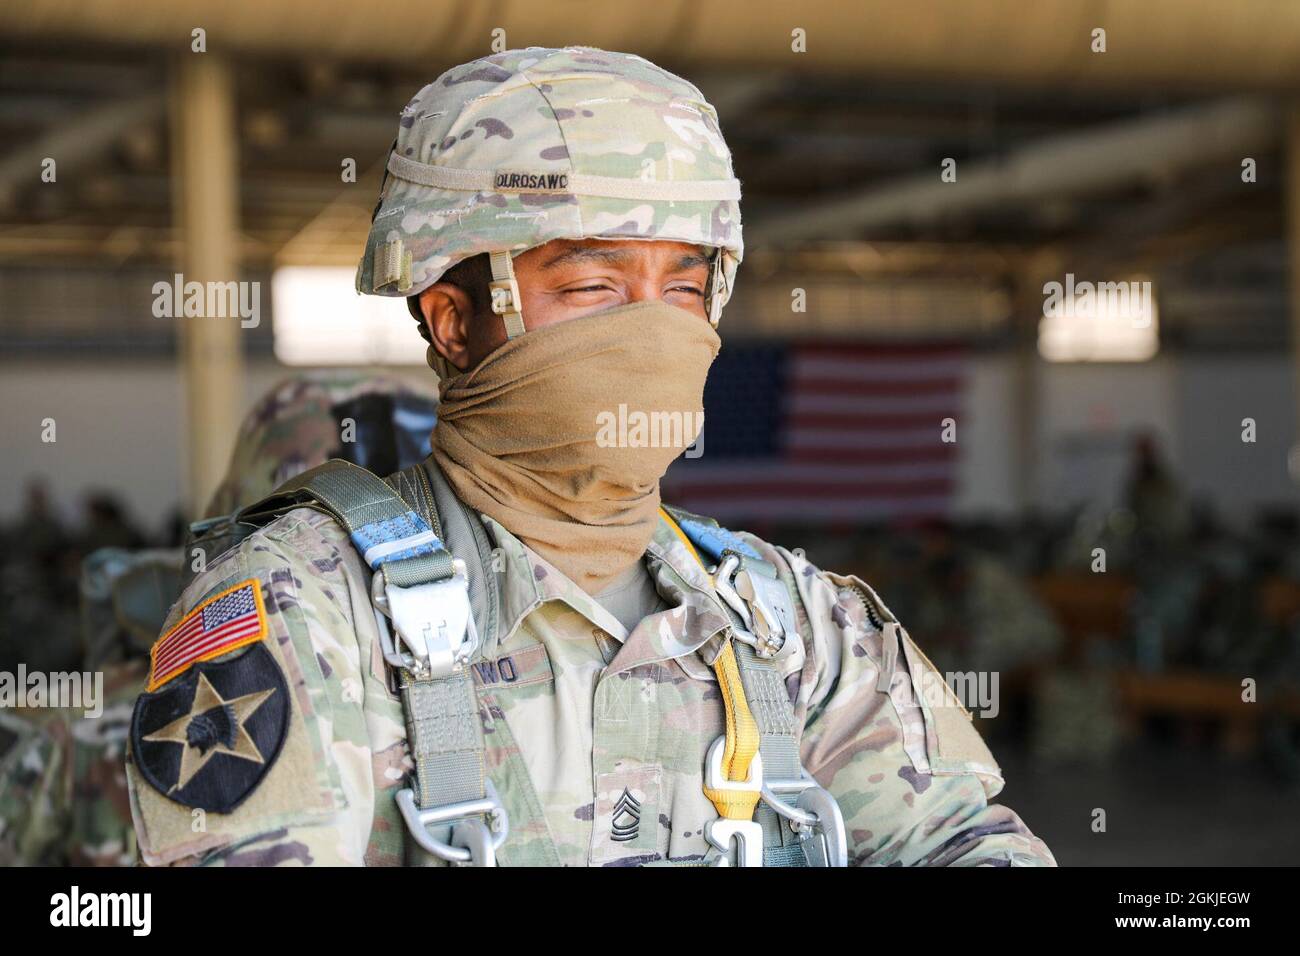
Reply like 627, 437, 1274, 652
674, 513, 764, 564
351, 509, 446, 569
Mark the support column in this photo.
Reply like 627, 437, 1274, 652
1287, 105, 1300, 480
171, 53, 242, 515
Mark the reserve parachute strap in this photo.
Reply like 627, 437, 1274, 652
659, 507, 769, 867
252, 459, 505, 866
702, 641, 762, 825
660, 504, 848, 868
730, 641, 811, 867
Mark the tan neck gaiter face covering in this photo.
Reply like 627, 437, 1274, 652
430, 300, 721, 595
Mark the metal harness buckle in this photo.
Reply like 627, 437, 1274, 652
712, 553, 798, 661
371, 560, 504, 864
703, 735, 765, 867
761, 774, 849, 868
372, 558, 478, 680
396, 781, 510, 866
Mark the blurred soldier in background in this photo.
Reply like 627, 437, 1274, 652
205, 372, 439, 518
124, 48, 1055, 868
902, 524, 1065, 678
1, 482, 80, 677
0, 548, 173, 866
0, 372, 438, 865
13, 482, 65, 578
1126, 432, 1191, 554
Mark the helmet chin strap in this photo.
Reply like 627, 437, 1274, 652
488, 250, 527, 340
706, 248, 727, 326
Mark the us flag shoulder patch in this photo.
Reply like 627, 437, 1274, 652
148, 578, 267, 691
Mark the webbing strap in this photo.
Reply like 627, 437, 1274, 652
659, 508, 763, 831
701, 641, 762, 822
732, 642, 801, 779
661, 505, 811, 866
706, 248, 728, 326
401, 671, 486, 811
276, 461, 452, 580
732, 641, 808, 867
259, 460, 491, 854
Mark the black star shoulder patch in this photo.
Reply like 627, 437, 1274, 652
131, 642, 289, 813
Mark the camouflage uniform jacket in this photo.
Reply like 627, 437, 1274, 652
126, 502, 1056, 867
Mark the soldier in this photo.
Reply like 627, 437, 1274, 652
203, 371, 439, 519
0, 372, 438, 866
125, 47, 1056, 867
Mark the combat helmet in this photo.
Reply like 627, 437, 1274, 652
356, 46, 744, 375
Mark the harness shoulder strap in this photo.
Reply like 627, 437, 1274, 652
237, 458, 506, 866
420, 458, 502, 657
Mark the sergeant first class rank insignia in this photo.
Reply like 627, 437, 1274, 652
131, 578, 288, 813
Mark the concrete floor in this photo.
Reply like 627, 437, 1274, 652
994, 741, 1300, 866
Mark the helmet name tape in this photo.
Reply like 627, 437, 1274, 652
386, 153, 740, 203
493, 170, 571, 193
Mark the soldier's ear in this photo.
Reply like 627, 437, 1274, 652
419, 283, 473, 373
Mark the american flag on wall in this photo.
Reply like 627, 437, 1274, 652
662, 343, 966, 523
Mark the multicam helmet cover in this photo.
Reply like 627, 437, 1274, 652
356, 46, 744, 329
